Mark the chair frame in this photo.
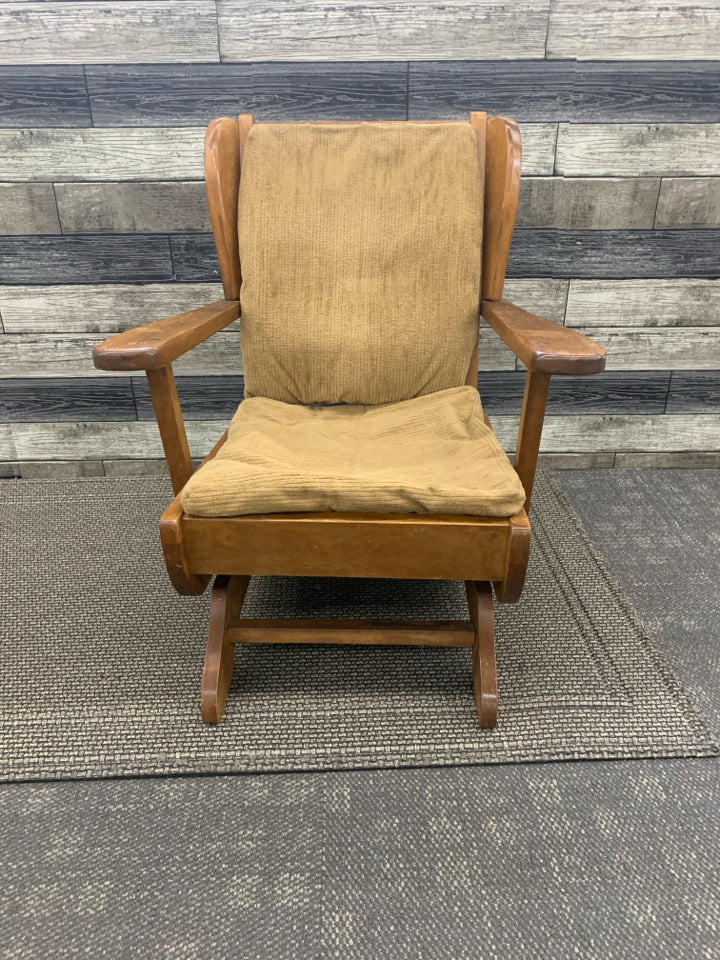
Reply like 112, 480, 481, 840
93, 112, 606, 728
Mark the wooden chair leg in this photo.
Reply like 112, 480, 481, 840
465, 580, 498, 728
201, 574, 250, 723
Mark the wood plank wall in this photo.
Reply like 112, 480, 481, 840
0, 1, 719, 476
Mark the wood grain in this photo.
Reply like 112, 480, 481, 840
0, 128, 205, 181
655, 178, 720, 228
0, 235, 173, 284
408, 60, 720, 122
508, 229, 720, 279
86, 62, 407, 125
0, 1, 220, 65
0, 183, 61, 235
547, 1, 720, 60
482, 115, 522, 300
518, 177, 660, 229
571, 328, 720, 371
556, 124, 720, 176
133, 374, 245, 420
10, 413, 720, 461
0, 65, 91, 126
565, 280, 720, 327
169, 233, 221, 282
0, 283, 223, 333
502, 279, 568, 323
0, 377, 136, 422
665, 371, 720, 414
54, 181, 210, 233
217, 0, 551, 61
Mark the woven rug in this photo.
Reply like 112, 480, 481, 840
1, 471, 716, 781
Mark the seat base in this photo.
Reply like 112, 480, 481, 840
200, 574, 499, 728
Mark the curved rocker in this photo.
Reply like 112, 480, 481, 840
201, 574, 250, 723
466, 580, 498, 727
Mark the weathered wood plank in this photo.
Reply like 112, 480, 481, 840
0, 235, 173, 284
0, 65, 91, 127
508, 229, 720, 279
666, 371, 720, 414
492, 413, 720, 453
170, 233, 220, 282
133, 374, 244, 420
0, 128, 205, 181
614, 452, 720, 468
512, 124, 556, 176
0, 327, 515, 378
556, 124, 720, 176
18, 460, 105, 479
479, 370, 670, 415
409, 60, 720, 122
539, 453, 616, 469
217, 0, 551, 61
547, 1, 720, 60
0, 424, 16, 461
11, 413, 719, 461
499, 278, 568, 322
55, 181, 211, 233
0, 377, 136, 422
518, 177, 660, 229
655, 178, 720, 228
0, 183, 61, 234
0, 282, 223, 333
0, 1, 219, 65
86, 62, 408, 125
574, 328, 720, 371
565, 279, 720, 327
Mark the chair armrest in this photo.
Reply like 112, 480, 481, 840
92, 299, 240, 371
481, 299, 606, 375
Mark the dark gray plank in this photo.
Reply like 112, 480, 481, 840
666, 371, 720, 414
547, 0, 720, 60
655, 178, 720, 228
508, 230, 720, 279
0, 183, 61, 235
409, 61, 720, 122
478, 370, 670, 415
86, 62, 408, 126
133, 374, 244, 420
55, 182, 211, 233
218, 0, 550, 61
0, 235, 173, 284
170, 234, 220, 282
0, 1, 220, 65
0, 66, 91, 127
0, 377, 136, 422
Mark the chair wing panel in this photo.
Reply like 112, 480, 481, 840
482, 116, 522, 301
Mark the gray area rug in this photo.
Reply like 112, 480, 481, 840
1, 471, 716, 781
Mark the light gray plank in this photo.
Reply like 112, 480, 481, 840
0, 328, 516, 378
576, 328, 720, 371
0, 283, 223, 333
517, 124, 557, 176
556, 124, 720, 177
655, 178, 720, 228
102, 458, 170, 477
547, 0, 720, 60
19, 460, 105, 479
538, 453, 616, 469
502, 279, 568, 323
0, 128, 205, 182
491, 414, 720, 453
218, 0, 551, 61
55, 181, 211, 233
614, 452, 720, 468
0, 424, 16, 461
565, 280, 720, 327
0, 1, 219, 65
11, 413, 719, 461
518, 177, 660, 229
0, 183, 60, 234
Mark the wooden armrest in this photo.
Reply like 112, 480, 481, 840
481, 299, 606, 375
92, 299, 240, 371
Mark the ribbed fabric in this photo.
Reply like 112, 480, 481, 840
180, 386, 526, 517
238, 121, 483, 405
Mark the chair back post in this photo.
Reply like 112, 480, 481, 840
205, 113, 254, 300
466, 112, 487, 388
481, 116, 522, 302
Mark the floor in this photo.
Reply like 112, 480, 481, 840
2, 469, 719, 960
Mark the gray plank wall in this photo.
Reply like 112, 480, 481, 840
0, 1, 719, 477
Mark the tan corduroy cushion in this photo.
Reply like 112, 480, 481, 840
180, 387, 526, 518
238, 122, 483, 405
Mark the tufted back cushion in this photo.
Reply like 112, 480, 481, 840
238, 121, 483, 405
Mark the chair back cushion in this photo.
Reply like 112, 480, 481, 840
238, 121, 483, 404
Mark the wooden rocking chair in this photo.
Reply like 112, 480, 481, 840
93, 113, 606, 728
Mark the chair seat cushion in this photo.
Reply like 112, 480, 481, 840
180, 386, 526, 518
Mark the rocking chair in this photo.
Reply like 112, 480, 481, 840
93, 113, 606, 727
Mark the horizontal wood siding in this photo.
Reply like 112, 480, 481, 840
0, 66, 92, 126
54, 182, 211, 233
655, 178, 720, 228
565, 280, 720, 327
